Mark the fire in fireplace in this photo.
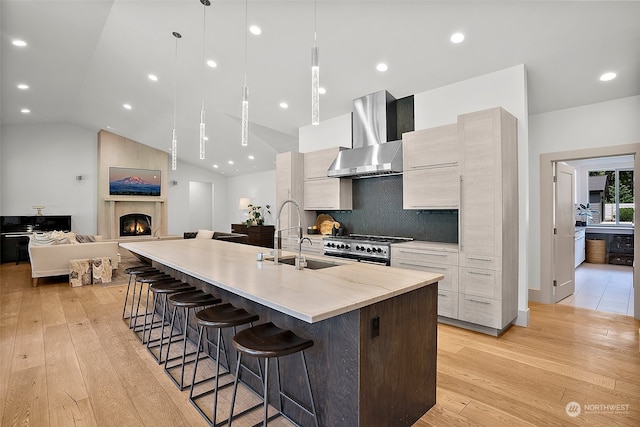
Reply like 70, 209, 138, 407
120, 213, 152, 236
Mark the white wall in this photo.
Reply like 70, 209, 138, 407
1, 123, 98, 233
166, 160, 228, 235
414, 64, 530, 325
299, 113, 352, 153
226, 170, 277, 226
528, 95, 640, 291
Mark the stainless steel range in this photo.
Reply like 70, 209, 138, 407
323, 234, 413, 265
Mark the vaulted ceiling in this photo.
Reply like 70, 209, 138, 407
3, 1, 639, 176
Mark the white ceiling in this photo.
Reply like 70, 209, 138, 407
2, 0, 639, 176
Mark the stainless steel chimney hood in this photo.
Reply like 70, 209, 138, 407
327, 90, 403, 178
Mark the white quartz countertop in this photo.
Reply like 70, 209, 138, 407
120, 239, 442, 323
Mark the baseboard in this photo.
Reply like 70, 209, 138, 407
514, 308, 530, 327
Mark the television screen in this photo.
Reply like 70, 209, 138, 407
109, 167, 161, 196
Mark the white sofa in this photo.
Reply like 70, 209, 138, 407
29, 239, 119, 286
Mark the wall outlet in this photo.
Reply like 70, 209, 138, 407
371, 316, 380, 338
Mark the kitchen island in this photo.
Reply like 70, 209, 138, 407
120, 238, 442, 426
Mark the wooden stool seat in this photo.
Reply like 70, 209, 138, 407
232, 322, 314, 359
150, 281, 195, 293
195, 303, 259, 329
124, 265, 157, 275
168, 290, 222, 308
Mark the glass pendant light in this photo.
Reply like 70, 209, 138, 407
171, 31, 182, 171
241, 0, 249, 146
199, 0, 210, 160
311, 0, 319, 126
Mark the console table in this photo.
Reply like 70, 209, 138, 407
231, 224, 275, 248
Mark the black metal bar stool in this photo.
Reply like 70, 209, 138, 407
189, 303, 259, 426
122, 265, 158, 322
228, 322, 319, 427
165, 290, 222, 390
145, 280, 196, 363
131, 272, 179, 341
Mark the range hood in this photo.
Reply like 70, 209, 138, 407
327, 90, 403, 178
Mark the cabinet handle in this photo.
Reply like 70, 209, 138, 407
467, 298, 490, 305
399, 262, 447, 271
468, 256, 492, 262
410, 205, 458, 209
438, 293, 448, 297
459, 175, 464, 251
398, 250, 446, 257
410, 161, 457, 170
468, 270, 492, 276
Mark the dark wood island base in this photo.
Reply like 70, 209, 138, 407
157, 262, 438, 426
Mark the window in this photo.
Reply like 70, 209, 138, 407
588, 169, 634, 225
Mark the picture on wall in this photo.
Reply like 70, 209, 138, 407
109, 167, 161, 196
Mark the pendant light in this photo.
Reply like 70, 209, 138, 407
171, 31, 182, 171
311, 0, 319, 126
199, 0, 210, 160
241, 0, 249, 146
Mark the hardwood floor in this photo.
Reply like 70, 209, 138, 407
1, 261, 638, 426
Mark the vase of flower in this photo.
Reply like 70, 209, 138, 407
246, 204, 271, 227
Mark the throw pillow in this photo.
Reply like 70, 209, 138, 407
195, 229, 214, 239
76, 234, 97, 243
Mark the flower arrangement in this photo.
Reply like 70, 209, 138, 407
246, 204, 271, 226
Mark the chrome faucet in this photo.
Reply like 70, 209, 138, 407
274, 198, 307, 269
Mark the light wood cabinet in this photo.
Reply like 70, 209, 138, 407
403, 124, 460, 209
391, 242, 459, 318
303, 147, 352, 210
276, 151, 315, 251
458, 107, 518, 333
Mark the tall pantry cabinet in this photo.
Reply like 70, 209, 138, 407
458, 107, 518, 333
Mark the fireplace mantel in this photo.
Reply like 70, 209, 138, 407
104, 197, 166, 203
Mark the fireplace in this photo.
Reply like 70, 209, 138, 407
120, 213, 152, 237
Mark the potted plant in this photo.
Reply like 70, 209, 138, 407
246, 204, 271, 226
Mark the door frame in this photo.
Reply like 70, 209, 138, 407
538, 143, 640, 320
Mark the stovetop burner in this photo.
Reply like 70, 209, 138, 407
323, 234, 413, 265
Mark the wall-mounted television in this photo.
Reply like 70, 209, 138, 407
109, 167, 161, 196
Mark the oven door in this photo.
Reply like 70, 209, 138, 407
323, 251, 390, 266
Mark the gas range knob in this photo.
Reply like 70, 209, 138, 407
377, 248, 383, 253
339, 244, 345, 249
345, 244, 350, 250
366, 247, 372, 253
355, 245, 361, 251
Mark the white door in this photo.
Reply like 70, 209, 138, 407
553, 162, 576, 302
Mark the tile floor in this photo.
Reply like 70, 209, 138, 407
558, 262, 635, 315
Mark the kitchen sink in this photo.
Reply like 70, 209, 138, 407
276, 257, 342, 270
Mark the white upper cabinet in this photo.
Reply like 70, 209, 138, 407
303, 147, 352, 210
402, 124, 460, 209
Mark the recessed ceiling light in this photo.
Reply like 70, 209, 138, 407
249, 25, 261, 35
207, 59, 217, 68
21, 108, 31, 114
148, 74, 158, 81
279, 102, 288, 109
248, 155, 255, 160
599, 72, 617, 82
213, 164, 219, 168
123, 103, 132, 110
228, 160, 234, 165
450, 32, 465, 44
318, 87, 326, 95
376, 63, 388, 72
12, 39, 27, 47
17, 83, 29, 90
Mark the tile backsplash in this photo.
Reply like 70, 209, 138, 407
318, 175, 458, 243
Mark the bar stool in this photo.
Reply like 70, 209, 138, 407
165, 290, 222, 390
145, 280, 196, 363
134, 273, 181, 343
228, 322, 319, 427
122, 265, 158, 322
189, 303, 259, 426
